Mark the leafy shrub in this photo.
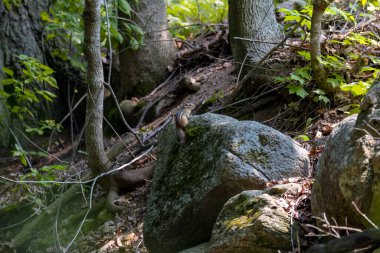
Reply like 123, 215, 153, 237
276, 0, 379, 106
166, 0, 228, 39
41, 0, 144, 72
1, 55, 58, 120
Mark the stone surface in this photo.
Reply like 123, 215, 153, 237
181, 184, 300, 253
312, 81, 380, 228
144, 113, 310, 253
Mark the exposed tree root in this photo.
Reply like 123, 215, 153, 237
106, 163, 155, 212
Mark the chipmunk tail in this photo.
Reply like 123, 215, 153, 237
177, 128, 186, 145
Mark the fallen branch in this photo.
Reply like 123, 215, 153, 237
305, 228, 380, 253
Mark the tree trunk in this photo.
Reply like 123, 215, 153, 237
118, 0, 175, 98
0, 0, 49, 148
83, 0, 111, 187
310, 0, 334, 94
0, 1, 48, 73
228, 0, 283, 69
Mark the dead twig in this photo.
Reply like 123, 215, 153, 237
305, 228, 380, 253
48, 93, 87, 151
352, 201, 379, 229
104, 81, 144, 147
307, 213, 365, 239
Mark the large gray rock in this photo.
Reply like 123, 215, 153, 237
181, 184, 300, 253
144, 113, 310, 253
312, 82, 380, 227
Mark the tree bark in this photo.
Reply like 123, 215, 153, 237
83, 0, 111, 187
0, 0, 50, 148
118, 0, 175, 98
228, 0, 283, 69
310, 0, 334, 94
0, 1, 48, 73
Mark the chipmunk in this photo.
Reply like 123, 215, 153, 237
175, 103, 195, 144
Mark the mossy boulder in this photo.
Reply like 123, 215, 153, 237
144, 113, 309, 253
181, 184, 300, 253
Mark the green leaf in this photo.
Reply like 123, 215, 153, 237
352, 81, 368, 96
121, 22, 132, 35
118, 0, 131, 15
341, 81, 369, 96
46, 33, 55, 40
333, 73, 345, 83
0, 90, 10, 98
40, 11, 50, 22
29, 150, 48, 158
297, 51, 310, 60
22, 69, 31, 76
284, 16, 301, 22
131, 24, 144, 38
43, 68, 54, 75
317, 95, 330, 104
305, 118, 313, 129
327, 78, 340, 88
343, 39, 352, 45
290, 74, 305, 84
349, 104, 361, 114
274, 76, 289, 83
50, 164, 68, 171
2, 79, 16, 85
2, 67, 14, 77
313, 89, 326, 95
361, 66, 380, 72
4, 0, 11, 10
39, 90, 57, 102
45, 77, 58, 88
130, 38, 140, 50
294, 67, 311, 80
294, 134, 310, 141
25, 126, 44, 135
288, 84, 308, 98
296, 88, 308, 98
19, 155, 27, 167
369, 56, 380, 64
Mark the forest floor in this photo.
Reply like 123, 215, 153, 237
76, 44, 239, 252
72, 38, 349, 252
0, 30, 352, 252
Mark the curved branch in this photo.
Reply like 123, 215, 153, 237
310, 0, 335, 94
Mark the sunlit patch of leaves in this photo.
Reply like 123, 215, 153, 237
275, 0, 379, 107
166, 0, 228, 39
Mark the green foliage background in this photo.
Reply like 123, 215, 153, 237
166, 0, 228, 39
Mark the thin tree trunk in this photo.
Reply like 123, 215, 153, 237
83, 0, 111, 187
310, 0, 334, 94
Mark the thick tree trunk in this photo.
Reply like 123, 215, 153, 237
83, 0, 111, 187
118, 0, 175, 98
310, 0, 334, 94
228, 0, 283, 68
0, 0, 49, 148
226, 0, 285, 115
0, 1, 48, 73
